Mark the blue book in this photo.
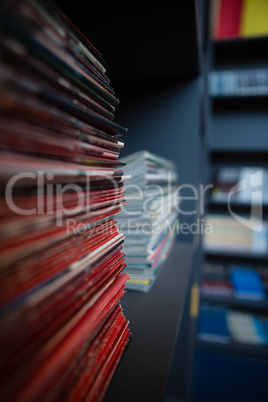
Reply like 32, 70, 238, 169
198, 306, 230, 343
254, 317, 268, 344
230, 266, 266, 300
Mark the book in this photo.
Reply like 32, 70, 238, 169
198, 305, 231, 343
201, 279, 233, 296
227, 310, 268, 344
209, 69, 268, 97
117, 150, 179, 292
211, 0, 268, 40
211, 166, 268, 205
215, 0, 243, 39
198, 305, 268, 346
229, 266, 266, 300
203, 214, 268, 255
240, 0, 268, 38
0, 1, 130, 401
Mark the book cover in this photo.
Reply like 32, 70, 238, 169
240, 0, 268, 37
216, 0, 243, 39
230, 267, 266, 300
198, 306, 231, 343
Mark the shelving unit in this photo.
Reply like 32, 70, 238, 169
208, 36, 268, 151
193, 2, 268, 401
4, 0, 268, 400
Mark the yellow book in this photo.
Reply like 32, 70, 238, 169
127, 278, 151, 285
240, 0, 268, 37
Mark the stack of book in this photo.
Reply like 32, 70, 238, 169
209, 69, 268, 97
201, 262, 268, 300
201, 279, 233, 297
203, 214, 268, 255
211, 166, 268, 205
117, 150, 179, 292
0, 1, 130, 401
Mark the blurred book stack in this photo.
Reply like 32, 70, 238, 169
0, 0, 130, 401
211, 166, 268, 205
201, 262, 268, 300
198, 305, 268, 346
201, 262, 233, 296
209, 69, 268, 97
203, 214, 268, 255
117, 150, 179, 292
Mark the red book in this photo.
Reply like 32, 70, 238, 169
216, 0, 243, 39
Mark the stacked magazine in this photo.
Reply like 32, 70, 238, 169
0, 1, 130, 401
117, 150, 179, 292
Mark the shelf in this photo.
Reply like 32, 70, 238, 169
204, 251, 268, 269
210, 151, 268, 166
196, 10, 268, 401
208, 202, 268, 217
213, 36, 268, 66
204, 249, 268, 262
103, 242, 195, 402
196, 338, 268, 360
200, 292, 268, 313
212, 95, 268, 112
213, 36, 268, 46
209, 110, 268, 151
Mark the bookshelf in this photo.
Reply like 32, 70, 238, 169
193, 1, 268, 401
208, 38, 268, 151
